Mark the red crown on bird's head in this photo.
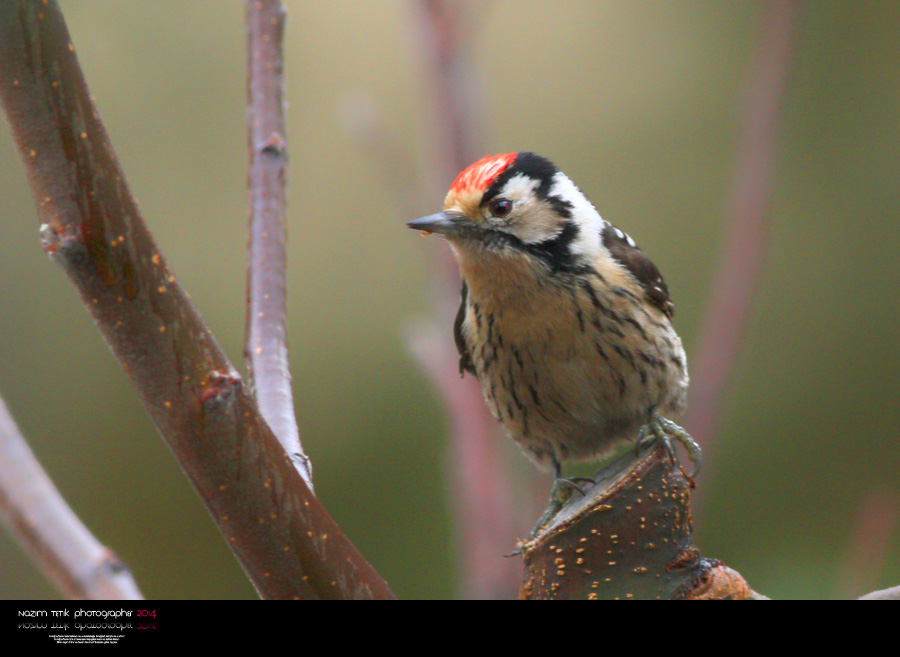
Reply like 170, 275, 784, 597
449, 152, 518, 196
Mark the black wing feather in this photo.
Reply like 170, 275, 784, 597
601, 224, 675, 318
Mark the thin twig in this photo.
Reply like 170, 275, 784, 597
245, 0, 311, 490
0, 0, 393, 599
684, 0, 800, 482
0, 393, 143, 599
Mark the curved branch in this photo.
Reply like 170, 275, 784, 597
0, 0, 393, 599
859, 585, 900, 601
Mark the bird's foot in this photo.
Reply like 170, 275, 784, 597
636, 413, 701, 478
530, 476, 594, 537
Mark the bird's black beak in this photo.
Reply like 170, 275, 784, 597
407, 211, 460, 236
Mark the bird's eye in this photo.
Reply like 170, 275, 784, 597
489, 198, 513, 218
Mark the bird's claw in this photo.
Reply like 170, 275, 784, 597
636, 414, 701, 478
530, 476, 594, 537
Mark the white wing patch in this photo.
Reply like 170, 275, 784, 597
614, 227, 637, 248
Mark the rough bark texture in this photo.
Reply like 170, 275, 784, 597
520, 445, 762, 600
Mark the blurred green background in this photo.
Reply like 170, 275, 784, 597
1, 0, 898, 599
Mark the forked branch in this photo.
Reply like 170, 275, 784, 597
0, 0, 392, 599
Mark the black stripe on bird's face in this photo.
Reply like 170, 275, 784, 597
519, 221, 586, 275
466, 220, 588, 278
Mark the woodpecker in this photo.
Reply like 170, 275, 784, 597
409, 152, 699, 497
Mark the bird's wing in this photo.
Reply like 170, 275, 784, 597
601, 223, 675, 318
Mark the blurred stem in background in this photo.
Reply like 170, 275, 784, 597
685, 0, 798, 495
685, 0, 898, 594
405, 0, 523, 600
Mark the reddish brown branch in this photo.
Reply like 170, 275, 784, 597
521, 446, 765, 600
0, 0, 393, 599
685, 0, 800, 474
245, 0, 311, 490
0, 393, 143, 599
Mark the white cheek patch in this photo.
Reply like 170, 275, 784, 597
549, 172, 606, 258
492, 174, 548, 244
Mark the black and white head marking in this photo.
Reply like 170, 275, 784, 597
475, 153, 606, 273
465, 152, 675, 316
482, 152, 575, 220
